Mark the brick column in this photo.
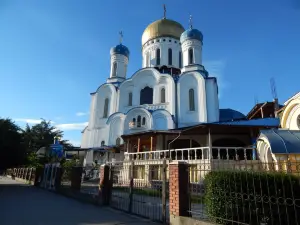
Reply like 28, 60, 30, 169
99, 164, 112, 205
71, 167, 83, 191
169, 161, 190, 223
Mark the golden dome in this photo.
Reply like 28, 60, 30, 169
142, 18, 185, 46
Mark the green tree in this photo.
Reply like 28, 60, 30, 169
22, 119, 73, 154
0, 118, 26, 169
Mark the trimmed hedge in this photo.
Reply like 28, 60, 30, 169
204, 171, 300, 225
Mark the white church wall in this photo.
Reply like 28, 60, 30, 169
118, 68, 175, 115
181, 39, 202, 66
123, 107, 152, 135
281, 93, 300, 130
152, 110, 175, 130
205, 78, 219, 122
94, 84, 117, 128
177, 72, 207, 127
107, 113, 125, 146
142, 37, 182, 68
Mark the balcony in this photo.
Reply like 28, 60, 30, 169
124, 147, 257, 162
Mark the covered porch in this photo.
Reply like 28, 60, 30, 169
122, 120, 279, 162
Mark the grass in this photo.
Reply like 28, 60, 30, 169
112, 186, 204, 204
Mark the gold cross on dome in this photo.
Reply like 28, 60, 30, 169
163, 4, 166, 19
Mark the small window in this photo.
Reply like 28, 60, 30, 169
133, 118, 136, 125
174, 41, 177, 43
163, 39, 166, 42
103, 98, 109, 118
151, 40, 154, 43
169, 40, 171, 42
116, 138, 121, 146
156, 48, 160, 65
189, 89, 195, 111
161, 88, 166, 103
142, 117, 146, 125
137, 116, 141, 127
112, 62, 117, 77
168, 48, 172, 65
179, 51, 182, 68
188, 48, 194, 65
128, 92, 132, 106
146, 52, 149, 67
101, 141, 105, 147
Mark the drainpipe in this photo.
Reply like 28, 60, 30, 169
174, 79, 179, 128
168, 132, 181, 161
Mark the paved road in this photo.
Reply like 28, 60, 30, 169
0, 176, 157, 225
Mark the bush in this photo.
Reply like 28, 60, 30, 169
204, 171, 300, 225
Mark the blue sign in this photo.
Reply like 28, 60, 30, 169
50, 144, 63, 158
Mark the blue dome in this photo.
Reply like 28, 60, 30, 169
110, 44, 130, 58
180, 28, 203, 43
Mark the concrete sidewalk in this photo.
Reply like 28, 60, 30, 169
0, 176, 158, 225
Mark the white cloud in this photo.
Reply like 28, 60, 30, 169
56, 122, 88, 131
68, 140, 81, 147
76, 112, 89, 116
14, 118, 55, 124
204, 60, 229, 97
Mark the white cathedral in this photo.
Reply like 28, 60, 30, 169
81, 14, 220, 152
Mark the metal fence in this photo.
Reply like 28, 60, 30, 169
80, 166, 99, 195
109, 160, 169, 223
187, 159, 300, 225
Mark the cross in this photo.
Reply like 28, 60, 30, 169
189, 15, 193, 29
119, 31, 123, 44
163, 4, 166, 19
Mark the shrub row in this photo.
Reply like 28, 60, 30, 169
204, 171, 300, 225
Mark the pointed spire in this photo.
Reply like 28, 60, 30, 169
119, 31, 123, 44
163, 4, 166, 19
189, 15, 193, 29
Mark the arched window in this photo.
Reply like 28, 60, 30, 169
124, 64, 127, 75
103, 98, 109, 118
116, 138, 121, 146
101, 141, 105, 147
189, 89, 195, 111
132, 118, 136, 125
140, 86, 153, 105
137, 116, 141, 127
156, 48, 160, 65
188, 48, 194, 65
161, 88, 166, 103
128, 92, 132, 106
179, 51, 182, 68
146, 52, 149, 67
112, 62, 117, 77
168, 48, 172, 65
142, 117, 146, 125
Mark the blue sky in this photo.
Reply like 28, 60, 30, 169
1, 0, 300, 146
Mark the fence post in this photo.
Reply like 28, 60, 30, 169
55, 167, 63, 190
128, 160, 134, 213
71, 166, 83, 191
169, 161, 190, 224
162, 159, 167, 224
99, 164, 111, 205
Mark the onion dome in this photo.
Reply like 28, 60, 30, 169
180, 28, 203, 43
142, 18, 185, 46
110, 44, 130, 58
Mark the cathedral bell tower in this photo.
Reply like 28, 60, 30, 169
107, 31, 130, 83
180, 15, 204, 72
